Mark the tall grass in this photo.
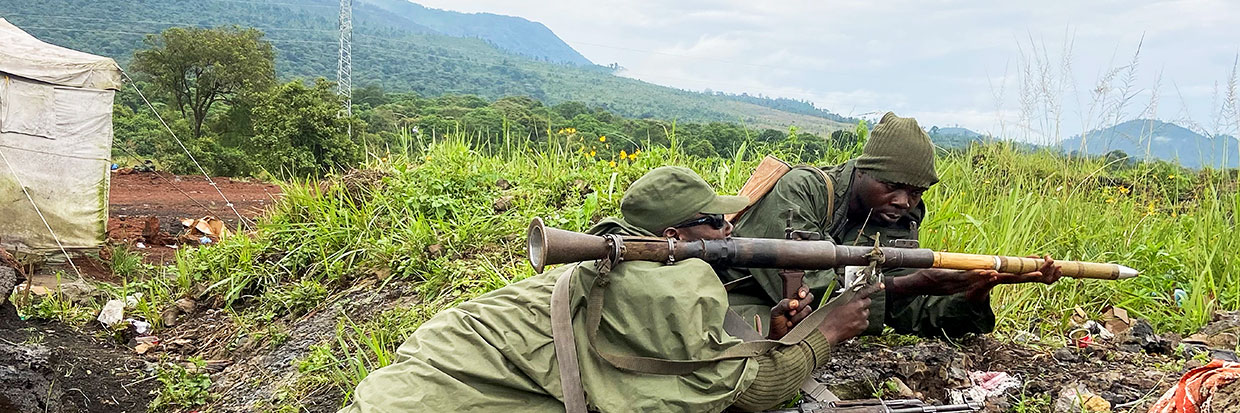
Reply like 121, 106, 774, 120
51, 130, 1233, 407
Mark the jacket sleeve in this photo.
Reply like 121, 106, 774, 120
885, 292, 995, 337
731, 330, 833, 411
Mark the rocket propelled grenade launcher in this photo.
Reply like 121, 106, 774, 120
527, 218, 1139, 280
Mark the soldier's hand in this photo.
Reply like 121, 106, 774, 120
768, 286, 814, 340
817, 281, 883, 345
993, 255, 1063, 285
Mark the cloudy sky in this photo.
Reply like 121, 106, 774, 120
414, 0, 1239, 143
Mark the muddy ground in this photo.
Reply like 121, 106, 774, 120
0, 303, 158, 413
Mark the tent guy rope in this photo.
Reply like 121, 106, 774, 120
120, 70, 253, 231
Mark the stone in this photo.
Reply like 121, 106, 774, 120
175, 298, 197, 314
57, 280, 99, 305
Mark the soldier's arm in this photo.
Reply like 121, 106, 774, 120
730, 169, 837, 303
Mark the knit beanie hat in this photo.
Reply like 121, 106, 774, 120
855, 112, 939, 188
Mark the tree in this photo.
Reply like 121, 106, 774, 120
247, 79, 362, 177
132, 26, 276, 139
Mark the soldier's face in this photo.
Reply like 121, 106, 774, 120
663, 213, 733, 241
855, 171, 926, 224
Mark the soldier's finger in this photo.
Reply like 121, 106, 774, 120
856, 281, 884, 298
791, 305, 813, 323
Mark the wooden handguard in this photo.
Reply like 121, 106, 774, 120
932, 252, 1132, 280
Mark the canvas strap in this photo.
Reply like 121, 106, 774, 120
551, 264, 588, 413
792, 165, 836, 224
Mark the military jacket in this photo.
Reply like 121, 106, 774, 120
723, 159, 994, 337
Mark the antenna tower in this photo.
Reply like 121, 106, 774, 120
337, 0, 353, 117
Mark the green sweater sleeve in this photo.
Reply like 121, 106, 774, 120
731, 330, 832, 412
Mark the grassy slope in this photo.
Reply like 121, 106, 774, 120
20, 136, 1237, 410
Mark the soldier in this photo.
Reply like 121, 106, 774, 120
339, 166, 880, 412
723, 112, 1063, 337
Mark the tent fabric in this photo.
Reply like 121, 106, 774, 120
0, 21, 118, 253
0, 18, 122, 90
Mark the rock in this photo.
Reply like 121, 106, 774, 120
0, 340, 59, 412
426, 244, 444, 259
493, 195, 514, 212
890, 377, 917, 398
1054, 383, 1111, 413
495, 178, 511, 190
1053, 347, 1081, 362
175, 298, 197, 314
1116, 319, 1174, 354
0, 266, 15, 305
57, 279, 99, 305
161, 306, 182, 327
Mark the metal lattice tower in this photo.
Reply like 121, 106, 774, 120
337, 0, 353, 116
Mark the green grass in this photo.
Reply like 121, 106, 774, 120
16, 132, 1236, 410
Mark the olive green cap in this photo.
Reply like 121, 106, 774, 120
855, 112, 939, 188
620, 166, 749, 233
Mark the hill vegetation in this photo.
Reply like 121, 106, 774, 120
0, 0, 852, 133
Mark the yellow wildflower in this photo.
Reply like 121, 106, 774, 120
599, 136, 607, 143
609, 160, 617, 168
425, 155, 432, 161
589, 150, 596, 157
1117, 186, 1129, 194
628, 152, 637, 161
620, 150, 628, 159
1105, 198, 1115, 204
1168, 174, 1175, 179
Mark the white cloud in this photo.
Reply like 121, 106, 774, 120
408, 0, 1240, 136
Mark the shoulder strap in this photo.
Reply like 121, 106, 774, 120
551, 265, 588, 413
792, 166, 835, 225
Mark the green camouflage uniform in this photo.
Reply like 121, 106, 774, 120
723, 113, 995, 338
340, 167, 833, 412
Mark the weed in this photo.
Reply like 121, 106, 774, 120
150, 358, 213, 411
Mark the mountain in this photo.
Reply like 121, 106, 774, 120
1061, 119, 1239, 168
0, 0, 850, 133
358, 0, 591, 66
928, 125, 989, 148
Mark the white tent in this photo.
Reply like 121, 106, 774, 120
0, 18, 121, 253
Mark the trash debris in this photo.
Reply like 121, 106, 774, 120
98, 299, 124, 327
1068, 329, 1093, 348
125, 318, 151, 335
1174, 288, 1188, 307
1102, 306, 1132, 335
1149, 360, 1240, 413
133, 335, 159, 354
1053, 383, 1110, 412
135, 242, 146, 249
198, 236, 213, 245
179, 216, 229, 244
124, 293, 143, 307
952, 371, 1022, 402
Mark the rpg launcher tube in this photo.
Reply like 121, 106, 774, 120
527, 217, 1139, 279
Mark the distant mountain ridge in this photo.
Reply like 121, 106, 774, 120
359, 0, 592, 66
1061, 119, 1239, 168
1, 0, 850, 133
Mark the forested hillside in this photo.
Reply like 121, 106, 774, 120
0, 0, 852, 133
